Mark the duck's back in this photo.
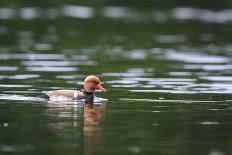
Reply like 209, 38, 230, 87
42, 90, 84, 101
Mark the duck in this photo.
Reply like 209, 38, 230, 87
39, 75, 107, 101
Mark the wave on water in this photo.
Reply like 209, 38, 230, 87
0, 94, 107, 103
0, 94, 45, 101
119, 98, 229, 103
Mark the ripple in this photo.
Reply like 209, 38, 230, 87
0, 84, 32, 88
123, 77, 196, 82
47, 97, 107, 104
0, 8, 15, 19
147, 81, 194, 85
152, 110, 162, 113
200, 33, 214, 42
209, 150, 226, 155
198, 121, 219, 125
22, 60, 95, 67
107, 80, 138, 84
9, 74, 40, 79
127, 68, 154, 73
0, 145, 15, 152
184, 64, 232, 71
200, 76, 232, 82
208, 108, 225, 111
173, 7, 232, 23
119, 98, 220, 103
124, 49, 147, 60
26, 67, 78, 72
103, 6, 132, 19
3, 122, 9, 127
128, 146, 141, 154
56, 75, 78, 79
19, 7, 41, 20
111, 84, 141, 88
2, 91, 38, 94
130, 89, 197, 94
0, 66, 18, 71
0, 95, 43, 101
69, 54, 90, 61
0, 76, 7, 80
23, 60, 76, 67
169, 72, 192, 76
102, 72, 153, 77
1, 6, 232, 24
34, 43, 53, 51
155, 34, 186, 43
166, 51, 230, 64
62, 5, 94, 19
0, 54, 65, 60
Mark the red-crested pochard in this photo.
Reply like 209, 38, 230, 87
40, 75, 107, 101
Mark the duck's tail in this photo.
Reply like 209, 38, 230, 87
38, 91, 50, 100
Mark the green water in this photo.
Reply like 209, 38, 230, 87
0, 1, 232, 155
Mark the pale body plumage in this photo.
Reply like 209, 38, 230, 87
42, 90, 85, 101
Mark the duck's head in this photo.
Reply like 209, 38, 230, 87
84, 75, 107, 92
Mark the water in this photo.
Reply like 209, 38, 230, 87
0, 1, 232, 155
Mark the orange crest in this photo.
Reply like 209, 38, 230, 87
84, 75, 100, 84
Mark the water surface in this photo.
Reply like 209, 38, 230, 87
0, 1, 232, 155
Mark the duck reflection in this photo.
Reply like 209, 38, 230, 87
44, 98, 106, 155
84, 98, 106, 155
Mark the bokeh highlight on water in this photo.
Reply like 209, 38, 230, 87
0, 1, 232, 155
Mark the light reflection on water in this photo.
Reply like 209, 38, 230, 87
62, 5, 94, 19
166, 51, 230, 64
26, 66, 78, 72
0, 66, 18, 71
0, 54, 65, 60
0, 49, 231, 93
1, 6, 232, 24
